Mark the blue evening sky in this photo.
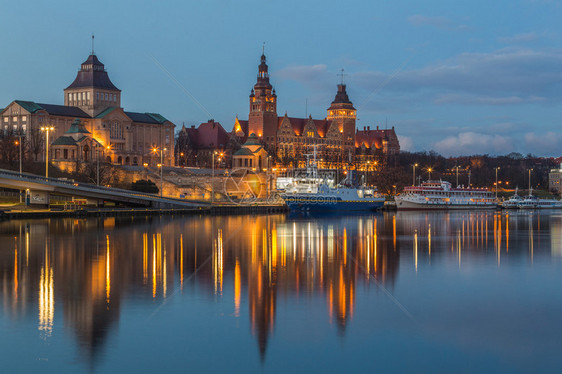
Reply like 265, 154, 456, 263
1, 0, 561, 156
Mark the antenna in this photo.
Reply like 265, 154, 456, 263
337, 68, 347, 85
305, 98, 308, 117
262, 42, 265, 55
91, 33, 95, 55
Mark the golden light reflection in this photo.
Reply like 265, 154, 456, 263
234, 259, 241, 317
180, 234, 184, 290
152, 234, 157, 298
38, 244, 54, 339
106, 235, 111, 304
13, 238, 18, 301
143, 233, 148, 284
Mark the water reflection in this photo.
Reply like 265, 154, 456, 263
0, 210, 560, 368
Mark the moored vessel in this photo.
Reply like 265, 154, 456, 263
395, 181, 497, 210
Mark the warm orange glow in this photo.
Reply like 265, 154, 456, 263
106, 235, 111, 304
234, 259, 241, 317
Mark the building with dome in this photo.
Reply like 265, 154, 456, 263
0, 51, 175, 167
233, 53, 400, 169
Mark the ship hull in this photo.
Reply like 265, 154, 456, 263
283, 196, 385, 212
395, 198, 498, 210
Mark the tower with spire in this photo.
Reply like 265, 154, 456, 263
64, 48, 121, 117
326, 78, 357, 155
248, 52, 278, 144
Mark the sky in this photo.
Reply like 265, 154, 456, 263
1, 0, 561, 157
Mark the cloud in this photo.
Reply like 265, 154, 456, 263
498, 32, 539, 44
275, 64, 332, 90
353, 47, 562, 103
398, 135, 414, 151
408, 15, 451, 28
408, 15, 468, 30
432, 132, 514, 156
524, 131, 562, 154
433, 93, 546, 105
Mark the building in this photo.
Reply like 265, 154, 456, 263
232, 53, 400, 169
549, 163, 562, 195
0, 51, 175, 167
176, 119, 231, 167
232, 133, 269, 169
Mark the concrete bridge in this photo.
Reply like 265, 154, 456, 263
0, 168, 210, 209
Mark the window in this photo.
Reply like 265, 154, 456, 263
105, 93, 108, 100
68, 93, 72, 103
96, 93, 99, 100
12, 116, 17, 122
21, 116, 26, 122
64, 149, 68, 159
3, 117, 7, 123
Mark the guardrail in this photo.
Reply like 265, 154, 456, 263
0, 169, 209, 207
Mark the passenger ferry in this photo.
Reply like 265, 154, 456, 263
395, 181, 498, 210
502, 187, 523, 209
517, 191, 562, 209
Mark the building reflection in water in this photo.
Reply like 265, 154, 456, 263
0, 210, 559, 365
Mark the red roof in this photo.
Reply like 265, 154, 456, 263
355, 126, 398, 148
279, 116, 329, 137
184, 120, 229, 149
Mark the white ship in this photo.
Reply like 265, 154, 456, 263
502, 187, 523, 209
517, 189, 562, 209
279, 151, 385, 212
395, 181, 498, 210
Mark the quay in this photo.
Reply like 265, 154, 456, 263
0, 203, 288, 220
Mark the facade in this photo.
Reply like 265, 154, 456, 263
233, 53, 400, 169
176, 119, 231, 167
0, 52, 175, 167
232, 133, 269, 169
549, 164, 562, 194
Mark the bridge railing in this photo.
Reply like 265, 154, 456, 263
0, 168, 209, 206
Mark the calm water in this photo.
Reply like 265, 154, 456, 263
1, 211, 561, 373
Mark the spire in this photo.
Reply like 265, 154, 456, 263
91, 33, 95, 55
338, 68, 346, 85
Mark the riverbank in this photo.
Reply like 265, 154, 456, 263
0, 203, 289, 220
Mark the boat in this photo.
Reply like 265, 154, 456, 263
502, 187, 523, 209
517, 189, 562, 209
280, 152, 385, 212
395, 180, 498, 210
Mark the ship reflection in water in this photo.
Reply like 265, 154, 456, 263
1, 211, 561, 372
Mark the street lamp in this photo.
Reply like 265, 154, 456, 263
454, 165, 460, 187
40, 126, 55, 178
211, 151, 217, 205
427, 167, 433, 181
412, 163, 418, 186
152, 147, 167, 197
528, 168, 533, 195
15, 135, 23, 202
494, 167, 500, 199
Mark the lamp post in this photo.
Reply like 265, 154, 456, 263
494, 167, 500, 199
455, 165, 460, 187
211, 151, 217, 205
528, 168, 533, 195
153, 147, 166, 197
427, 167, 433, 181
15, 135, 23, 202
412, 163, 418, 186
40, 126, 55, 179
95, 144, 100, 186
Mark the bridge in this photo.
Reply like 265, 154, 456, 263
0, 168, 210, 209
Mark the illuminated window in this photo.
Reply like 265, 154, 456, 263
12, 116, 17, 122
